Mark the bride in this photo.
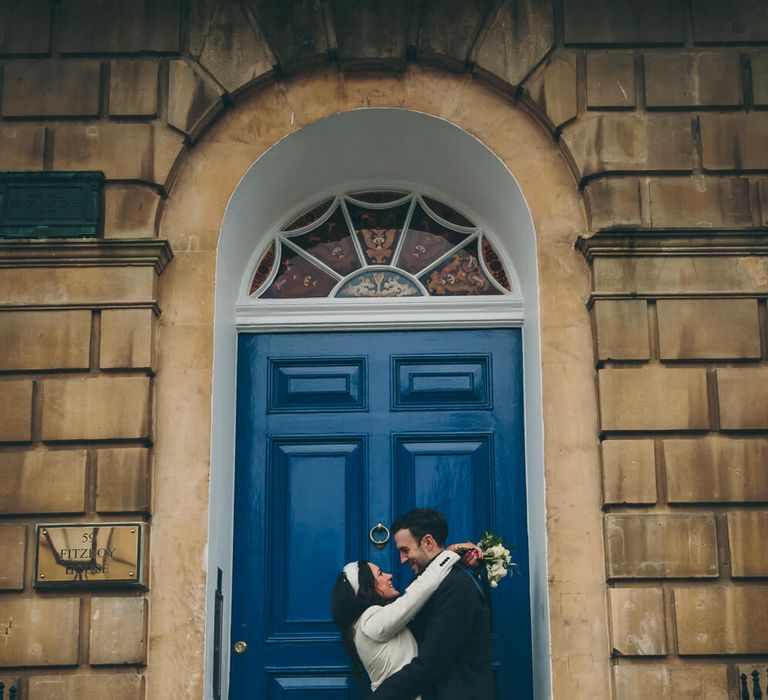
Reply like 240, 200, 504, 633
331, 544, 479, 695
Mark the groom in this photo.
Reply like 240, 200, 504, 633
372, 508, 495, 700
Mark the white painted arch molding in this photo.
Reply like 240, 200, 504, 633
218, 108, 537, 330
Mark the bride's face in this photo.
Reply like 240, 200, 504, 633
368, 563, 400, 600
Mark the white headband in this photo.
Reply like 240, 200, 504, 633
343, 562, 360, 594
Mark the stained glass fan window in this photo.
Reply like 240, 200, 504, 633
249, 191, 512, 299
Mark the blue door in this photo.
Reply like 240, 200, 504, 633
230, 329, 532, 698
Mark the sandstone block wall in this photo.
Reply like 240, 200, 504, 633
584, 233, 768, 698
0, 0, 767, 698
0, 240, 168, 698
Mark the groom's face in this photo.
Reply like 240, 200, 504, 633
394, 529, 434, 575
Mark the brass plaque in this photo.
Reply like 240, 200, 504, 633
35, 523, 144, 589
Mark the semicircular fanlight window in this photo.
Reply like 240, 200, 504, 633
249, 192, 513, 299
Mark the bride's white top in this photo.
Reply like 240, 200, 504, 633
353, 550, 460, 694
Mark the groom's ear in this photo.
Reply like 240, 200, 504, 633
421, 533, 436, 550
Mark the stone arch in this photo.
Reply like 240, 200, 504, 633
155, 65, 603, 700
175, 1, 559, 140
163, 2, 584, 195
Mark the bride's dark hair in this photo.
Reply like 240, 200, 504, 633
331, 561, 392, 686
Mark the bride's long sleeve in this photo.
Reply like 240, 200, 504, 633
358, 550, 459, 643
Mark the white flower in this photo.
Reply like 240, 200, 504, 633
486, 544, 506, 560
485, 559, 509, 587
491, 563, 507, 580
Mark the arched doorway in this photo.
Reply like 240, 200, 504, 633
213, 109, 547, 698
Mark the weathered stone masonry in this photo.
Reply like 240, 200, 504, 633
1, 1, 767, 698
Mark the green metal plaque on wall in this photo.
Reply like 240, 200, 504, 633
0, 171, 104, 237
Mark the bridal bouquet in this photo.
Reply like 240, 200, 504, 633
477, 531, 516, 587
456, 531, 518, 588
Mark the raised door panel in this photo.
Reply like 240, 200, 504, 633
268, 439, 366, 640
268, 672, 354, 699
391, 355, 491, 410
269, 358, 368, 412
394, 435, 493, 544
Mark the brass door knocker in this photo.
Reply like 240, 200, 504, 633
369, 523, 391, 548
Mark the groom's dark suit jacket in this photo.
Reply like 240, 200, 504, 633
373, 562, 494, 700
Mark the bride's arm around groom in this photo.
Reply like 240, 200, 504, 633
373, 553, 495, 699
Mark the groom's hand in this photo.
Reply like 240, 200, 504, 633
448, 542, 483, 568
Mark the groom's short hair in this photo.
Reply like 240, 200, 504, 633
392, 508, 448, 546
